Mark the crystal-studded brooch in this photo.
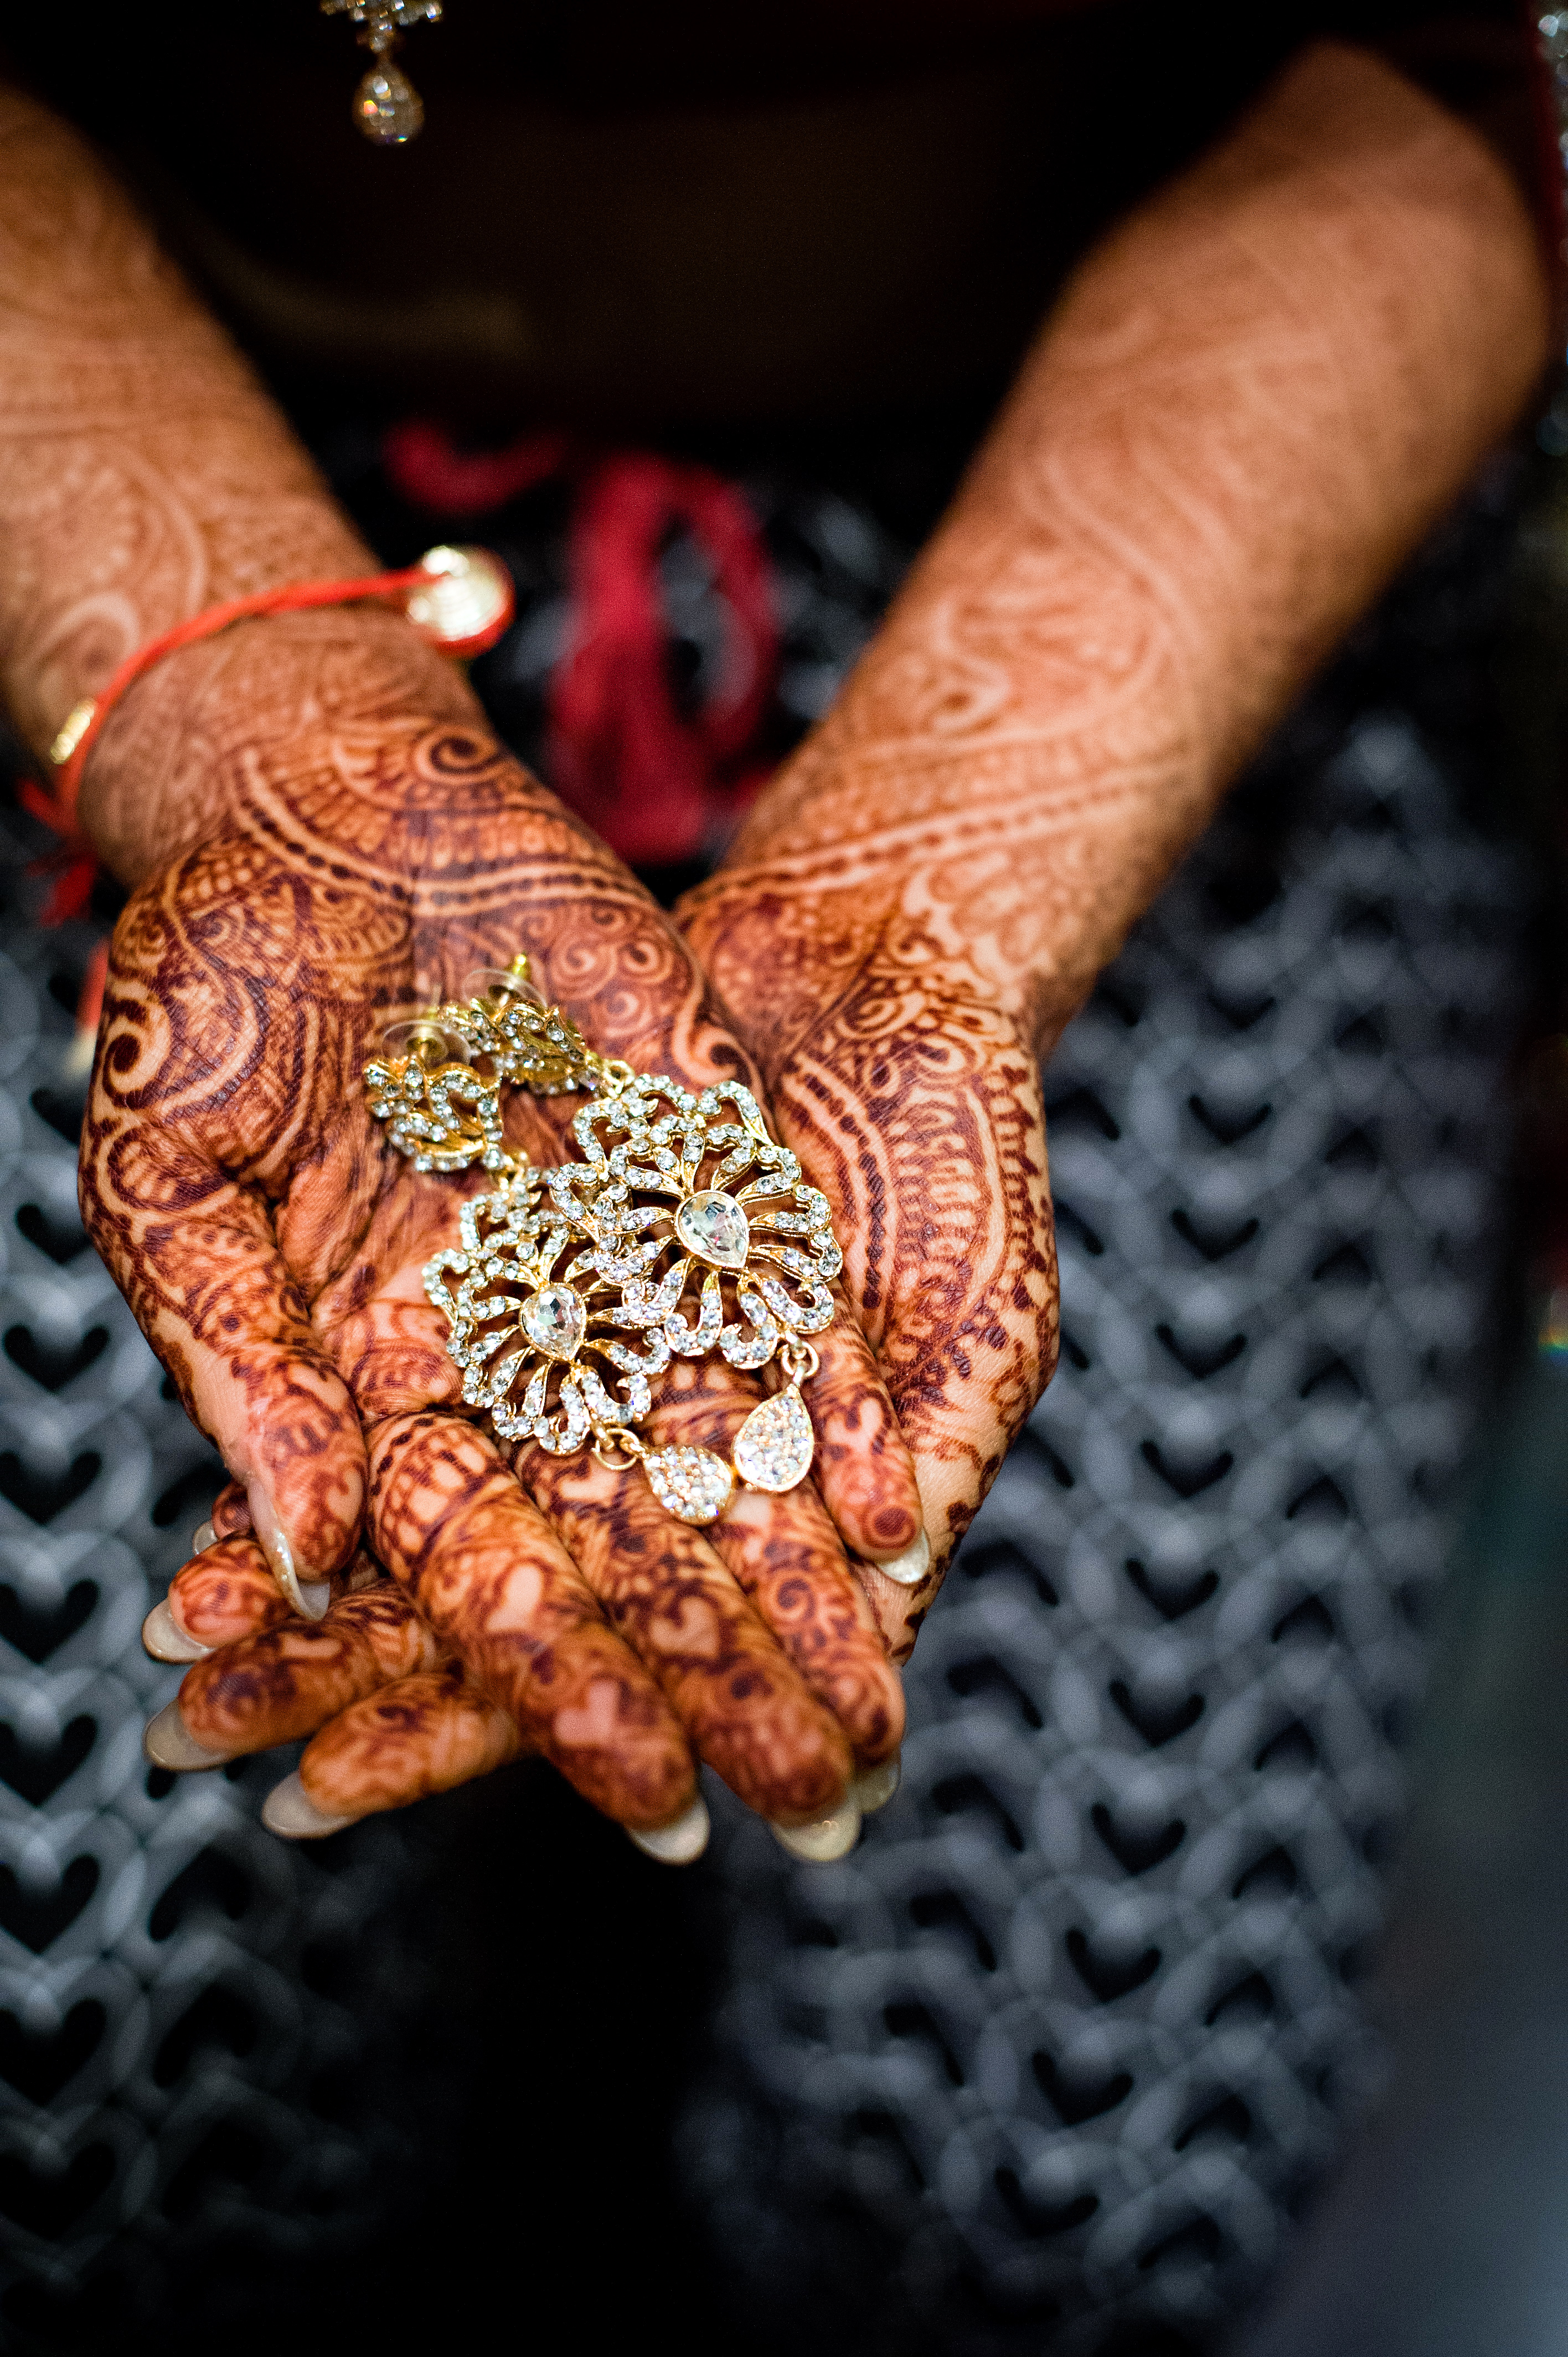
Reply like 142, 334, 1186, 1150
363, 959, 842, 1524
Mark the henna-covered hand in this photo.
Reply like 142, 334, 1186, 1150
677, 869, 1054, 1668
149, 1460, 904, 1845
82, 612, 921, 1839
679, 42, 1550, 1661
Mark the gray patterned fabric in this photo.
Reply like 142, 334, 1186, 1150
679, 682, 1530, 2354
0, 870, 426, 2346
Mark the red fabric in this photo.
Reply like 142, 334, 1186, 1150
384, 423, 781, 867
549, 454, 777, 865
384, 420, 574, 515
17, 772, 102, 1047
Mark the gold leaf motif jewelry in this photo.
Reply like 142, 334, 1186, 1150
363, 959, 842, 1524
321, 0, 442, 145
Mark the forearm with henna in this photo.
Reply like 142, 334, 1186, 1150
0, 85, 373, 821
680, 42, 1551, 1643
0, 85, 918, 1829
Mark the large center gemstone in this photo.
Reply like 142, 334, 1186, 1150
521, 1283, 587, 1362
675, 1190, 750, 1270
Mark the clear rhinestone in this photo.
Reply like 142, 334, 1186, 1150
666, 1270, 724, 1358
733, 1384, 814, 1494
521, 1284, 586, 1362
643, 1446, 735, 1525
675, 1190, 750, 1269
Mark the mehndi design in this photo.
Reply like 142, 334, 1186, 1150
365, 959, 842, 1522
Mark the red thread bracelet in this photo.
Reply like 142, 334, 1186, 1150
46, 542, 514, 819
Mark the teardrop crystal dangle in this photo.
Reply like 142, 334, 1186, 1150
353, 60, 424, 144
731, 1343, 819, 1496
321, 1, 443, 147
641, 1447, 736, 1527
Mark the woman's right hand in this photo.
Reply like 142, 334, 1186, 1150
90, 611, 919, 1851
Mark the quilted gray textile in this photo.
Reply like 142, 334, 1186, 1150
0, 879, 429, 2344
680, 692, 1530, 2355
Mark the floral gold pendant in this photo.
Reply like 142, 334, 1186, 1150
365, 961, 838, 1524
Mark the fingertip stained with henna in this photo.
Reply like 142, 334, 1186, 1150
367, 1412, 698, 1827
177, 1583, 443, 1756
168, 1535, 296, 1648
522, 1440, 857, 1822
296, 1664, 522, 1821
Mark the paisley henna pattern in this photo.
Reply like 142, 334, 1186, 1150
680, 43, 1550, 1660
514, 1435, 858, 1821
366, 1412, 699, 1827
159, 1358, 901, 1810
632, 1355, 904, 1764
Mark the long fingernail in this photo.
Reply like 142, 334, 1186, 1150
142, 1601, 211, 1664
770, 1797, 862, 1863
248, 1488, 330, 1621
261, 1771, 355, 1840
190, 1520, 217, 1555
853, 1752, 901, 1814
143, 1699, 229, 1772
626, 1794, 710, 1865
869, 1529, 931, 1587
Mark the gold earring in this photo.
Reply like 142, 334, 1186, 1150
364, 959, 842, 1526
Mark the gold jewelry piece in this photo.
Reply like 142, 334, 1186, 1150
321, 0, 442, 145
363, 959, 842, 1524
